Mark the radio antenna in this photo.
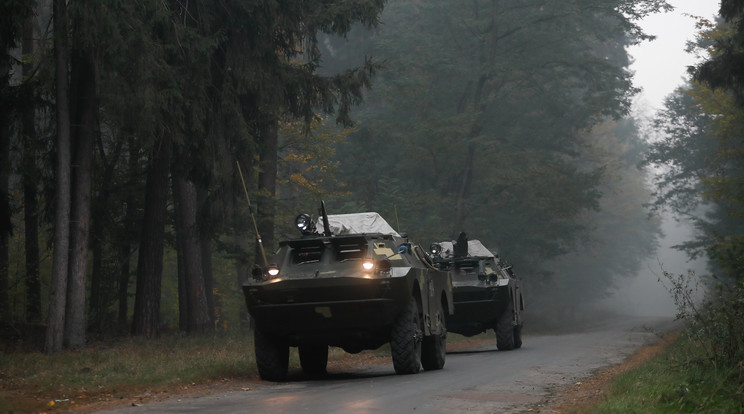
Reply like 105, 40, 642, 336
394, 204, 401, 233
236, 161, 268, 267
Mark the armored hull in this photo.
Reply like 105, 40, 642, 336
244, 212, 453, 381
430, 235, 524, 350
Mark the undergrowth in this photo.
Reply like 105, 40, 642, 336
585, 271, 744, 413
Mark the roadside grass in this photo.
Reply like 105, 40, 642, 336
0, 329, 490, 412
0, 331, 258, 412
581, 328, 744, 414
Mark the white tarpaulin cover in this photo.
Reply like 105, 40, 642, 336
326, 213, 400, 236
438, 240, 494, 258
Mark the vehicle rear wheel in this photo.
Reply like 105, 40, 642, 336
390, 298, 422, 374
299, 344, 328, 376
421, 306, 446, 370
254, 327, 289, 381
513, 324, 523, 349
495, 309, 515, 351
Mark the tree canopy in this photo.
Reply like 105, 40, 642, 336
1, 0, 676, 343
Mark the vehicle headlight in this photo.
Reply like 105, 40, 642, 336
267, 264, 280, 277
295, 214, 315, 233
429, 243, 442, 257
362, 260, 374, 271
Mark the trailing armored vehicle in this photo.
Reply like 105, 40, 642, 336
243, 203, 453, 381
429, 232, 524, 350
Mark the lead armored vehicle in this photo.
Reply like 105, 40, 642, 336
244, 203, 453, 381
429, 233, 524, 350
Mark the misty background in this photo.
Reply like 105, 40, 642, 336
3, 0, 739, 344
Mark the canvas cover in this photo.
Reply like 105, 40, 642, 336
326, 212, 400, 237
438, 240, 495, 258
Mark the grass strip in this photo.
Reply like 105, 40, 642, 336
579, 330, 744, 413
0, 330, 490, 412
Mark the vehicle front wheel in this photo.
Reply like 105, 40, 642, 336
299, 344, 328, 376
421, 306, 446, 371
254, 328, 289, 381
513, 324, 523, 349
390, 298, 423, 374
495, 309, 515, 351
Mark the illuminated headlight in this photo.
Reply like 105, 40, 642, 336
362, 260, 374, 271
429, 243, 442, 256
295, 214, 313, 231
267, 265, 280, 277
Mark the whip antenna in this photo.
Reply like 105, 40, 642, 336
236, 161, 268, 267
394, 204, 401, 233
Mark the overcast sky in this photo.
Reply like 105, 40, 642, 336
629, 0, 720, 113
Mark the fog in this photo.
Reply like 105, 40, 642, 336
600, 214, 708, 317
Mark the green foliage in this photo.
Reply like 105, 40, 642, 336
694, 0, 744, 106
273, 117, 355, 240
593, 331, 744, 413
0, 0, 33, 53
587, 270, 744, 413
328, 0, 665, 308
545, 120, 661, 309
663, 270, 744, 368
646, 81, 744, 280
0, 331, 257, 406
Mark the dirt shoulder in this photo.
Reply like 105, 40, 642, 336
540, 330, 681, 413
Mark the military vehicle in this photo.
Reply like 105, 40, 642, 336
243, 203, 454, 381
429, 232, 524, 350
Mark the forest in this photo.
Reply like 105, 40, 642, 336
0, 0, 741, 354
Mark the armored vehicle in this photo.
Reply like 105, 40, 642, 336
244, 204, 453, 381
429, 232, 524, 350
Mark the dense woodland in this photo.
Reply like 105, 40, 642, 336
0, 0, 741, 354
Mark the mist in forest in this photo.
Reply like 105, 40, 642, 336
600, 214, 708, 317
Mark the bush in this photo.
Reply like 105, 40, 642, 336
662, 269, 744, 380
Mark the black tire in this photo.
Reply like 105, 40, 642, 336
495, 308, 515, 351
390, 298, 423, 375
421, 306, 446, 371
513, 324, 523, 349
299, 344, 328, 376
254, 328, 289, 382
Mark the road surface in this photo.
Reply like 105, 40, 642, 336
99, 316, 676, 413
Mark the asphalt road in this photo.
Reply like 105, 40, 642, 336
99, 316, 676, 414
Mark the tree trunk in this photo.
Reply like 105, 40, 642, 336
174, 178, 188, 332
256, 116, 278, 257
65, 44, 97, 349
88, 209, 105, 332
176, 239, 187, 331
198, 186, 215, 326
201, 236, 215, 327
453, 142, 474, 237
131, 134, 171, 338
22, 14, 41, 323
173, 173, 212, 333
89, 136, 123, 333
0, 0, 17, 324
0, 82, 9, 324
117, 242, 131, 330
45, 0, 73, 354
118, 136, 139, 330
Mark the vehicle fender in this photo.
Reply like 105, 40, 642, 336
508, 278, 524, 325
